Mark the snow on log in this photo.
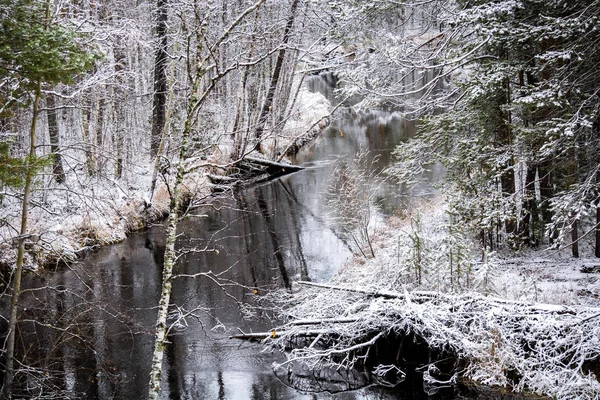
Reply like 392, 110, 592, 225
230, 328, 328, 341
206, 156, 304, 190
243, 156, 304, 172
256, 282, 600, 399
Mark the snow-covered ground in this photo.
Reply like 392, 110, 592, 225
0, 158, 205, 270
333, 195, 600, 307
271, 195, 600, 399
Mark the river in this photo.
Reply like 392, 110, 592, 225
3, 82, 503, 399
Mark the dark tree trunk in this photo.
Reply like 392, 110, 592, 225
45, 93, 66, 184
501, 78, 517, 236
595, 206, 600, 258
151, 0, 168, 158
254, 0, 299, 153
522, 165, 540, 246
95, 88, 106, 174
571, 219, 579, 258
538, 162, 556, 243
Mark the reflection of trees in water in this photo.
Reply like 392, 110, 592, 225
256, 186, 291, 289
274, 360, 372, 394
1, 109, 431, 398
278, 180, 310, 282
3, 236, 162, 398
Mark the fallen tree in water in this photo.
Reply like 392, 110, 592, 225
233, 281, 600, 398
206, 156, 304, 191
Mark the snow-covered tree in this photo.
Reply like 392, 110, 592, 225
376, 0, 600, 255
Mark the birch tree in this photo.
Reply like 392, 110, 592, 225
147, 2, 266, 397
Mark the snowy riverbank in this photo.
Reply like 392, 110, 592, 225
334, 196, 600, 307
0, 87, 331, 272
267, 195, 600, 398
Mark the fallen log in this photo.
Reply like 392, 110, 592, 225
230, 328, 327, 341
290, 317, 358, 326
295, 281, 592, 315
206, 156, 305, 191
243, 156, 304, 172
296, 281, 438, 301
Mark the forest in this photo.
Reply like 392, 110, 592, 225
1, 0, 599, 398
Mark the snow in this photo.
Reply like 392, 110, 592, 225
328, 195, 600, 307
260, 84, 331, 158
0, 159, 181, 270
266, 194, 600, 398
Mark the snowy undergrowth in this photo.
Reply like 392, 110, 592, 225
272, 284, 600, 399
0, 157, 210, 270
334, 196, 599, 306
268, 195, 600, 398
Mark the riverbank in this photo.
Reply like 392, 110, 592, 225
265, 194, 600, 398
334, 196, 600, 307
0, 86, 331, 273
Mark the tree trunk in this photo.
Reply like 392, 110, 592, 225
81, 94, 95, 176
1, 81, 41, 400
45, 93, 66, 184
147, 169, 182, 400
151, 0, 168, 158
522, 164, 540, 246
95, 88, 106, 174
148, 77, 196, 398
148, 3, 266, 396
538, 162, 556, 243
595, 205, 600, 258
571, 218, 579, 258
232, 13, 258, 159
501, 77, 516, 237
254, 0, 299, 153
113, 42, 127, 179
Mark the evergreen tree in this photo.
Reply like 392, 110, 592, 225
387, 0, 600, 254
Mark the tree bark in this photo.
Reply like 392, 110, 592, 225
538, 162, 555, 243
113, 41, 127, 179
95, 87, 106, 174
522, 165, 539, 246
45, 93, 66, 184
254, 0, 299, 153
150, 0, 168, 158
571, 218, 579, 258
81, 94, 95, 176
595, 205, 600, 258
232, 12, 258, 159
